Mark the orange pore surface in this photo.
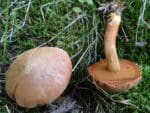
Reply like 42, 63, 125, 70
87, 59, 141, 92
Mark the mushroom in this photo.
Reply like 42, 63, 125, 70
6, 47, 72, 108
88, 2, 141, 92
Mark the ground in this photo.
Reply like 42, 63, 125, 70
0, 0, 150, 113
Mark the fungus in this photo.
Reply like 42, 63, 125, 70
6, 47, 72, 108
88, 2, 141, 92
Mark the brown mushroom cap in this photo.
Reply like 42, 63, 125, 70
88, 59, 141, 92
6, 47, 72, 108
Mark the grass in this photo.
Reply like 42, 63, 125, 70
0, 0, 150, 113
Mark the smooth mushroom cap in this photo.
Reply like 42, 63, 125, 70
6, 47, 72, 108
88, 59, 141, 92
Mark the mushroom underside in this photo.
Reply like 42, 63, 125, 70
88, 59, 141, 92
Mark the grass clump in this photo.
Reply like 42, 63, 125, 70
0, 0, 150, 113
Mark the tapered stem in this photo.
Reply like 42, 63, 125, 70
97, 2, 123, 72
104, 13, 121, 72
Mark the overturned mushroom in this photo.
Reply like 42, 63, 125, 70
88, 2, 141, 92
6, 47, 72, 108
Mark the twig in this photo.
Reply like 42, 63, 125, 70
72, 39, 96, 72
0, 73, 6, 76
135, 0, 149, 45
92, 16, 100, 62
18, 0, 32, 29
13, 4, 28, 11
0, 80, 5, 83
121, 26, 129, 42
38, 12, 87, 47
8, 20, 14, 42
71, 48, 83, 60
5, 105, 11, 113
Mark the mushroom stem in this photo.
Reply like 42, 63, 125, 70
97, 1, 123, 72
104, 13, 121, 72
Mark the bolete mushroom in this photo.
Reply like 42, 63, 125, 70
88, 2, 141, 92
6, 47, 72, 108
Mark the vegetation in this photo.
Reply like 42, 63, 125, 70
0, 0, 150, 113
